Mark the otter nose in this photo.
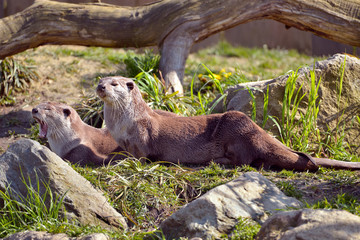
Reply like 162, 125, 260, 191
97, 84, 105, 91
32, 108, 38, 114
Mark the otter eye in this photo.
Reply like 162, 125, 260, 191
111, 82, 118, 86
63, 108, 71, 117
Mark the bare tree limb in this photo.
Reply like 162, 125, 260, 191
0, 0, 359, 93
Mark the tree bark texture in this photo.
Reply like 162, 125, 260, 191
0, 0, 359, 93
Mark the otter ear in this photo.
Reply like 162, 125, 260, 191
126, 82, 134, 91
63, 108, 71, 117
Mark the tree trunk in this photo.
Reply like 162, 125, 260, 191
0, 0, 359, 94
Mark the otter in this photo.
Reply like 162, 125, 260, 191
96, 76, 360, 171
32, 102, 125, 166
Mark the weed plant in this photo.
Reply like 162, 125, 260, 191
270, 68, 321, 152
223, 217, 261, 240
0, 57, 38, 105
276, 181, 303, 199
187, 41, 321, 82
74, 93, 105, 128
124, 50, 160, 78
308, 193, 360, 216
0, 173, 67, 238
259, 58, 360, 161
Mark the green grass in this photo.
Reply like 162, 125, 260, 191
53, 46, 126, 66
256, 57, 360, 161
186, 41, 322, 83
73, 160, 244, 229
269, 67, 321, 152
307, 193, 360, 216
2, 159, 359, 238
222, 217, 261, 240
3, 42, 359, 239
276, 181, 303, 199
124, 50, 160, 78
0, 173, 67, 238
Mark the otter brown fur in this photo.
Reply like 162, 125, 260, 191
96, 76, 360, 171
32, 102, 125, 166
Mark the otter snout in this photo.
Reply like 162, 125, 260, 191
96, 83, 107, 98
97, 84, 105, 91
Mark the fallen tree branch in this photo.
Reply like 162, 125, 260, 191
0, 0, 359, 93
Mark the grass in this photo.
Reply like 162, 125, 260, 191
53, 46, 126, 66
223, 217, 261, 240
307, 193, 360, 216
0, 172, 67, 238
261, 57, 360, 161
186, 41, 322, 83
269, 67, 321, 153
276, 181, 303, 199
1, 160, 359, 238
73, 160, 243, 229
1, 42, 359, 239
124, 50, 160, 78
0, 57, 38, 105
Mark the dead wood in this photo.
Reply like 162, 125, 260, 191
0, 0, 359, 93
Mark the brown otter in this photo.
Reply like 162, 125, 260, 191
32, 102, 125, 166
96, 76, 360, 171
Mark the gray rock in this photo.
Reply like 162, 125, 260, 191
0, 139, 127, 229
3, 231, 108, 240
255, 209, 360, 240
212, 54, 360, 153
160, 172, 301, 239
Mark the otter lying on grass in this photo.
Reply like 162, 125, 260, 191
96, 76, 360, 171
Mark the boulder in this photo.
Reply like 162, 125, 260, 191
160, 172, 301, 239
212, 54, 360, 153
3, 231, 108, 240
255, 209, 360, 240
0, 139, 127, 229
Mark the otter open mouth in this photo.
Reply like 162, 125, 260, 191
33, 117, 48, 138
96, 90, 107, 99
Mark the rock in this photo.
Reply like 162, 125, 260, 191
3, 231, 108, 240
0, 139, 127, 229
160, 172, 301, 239
255, 209, 360, 240
212, 54, 360, 153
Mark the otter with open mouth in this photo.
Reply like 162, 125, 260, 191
32, 102, 125, 166
96, 76, 360, 171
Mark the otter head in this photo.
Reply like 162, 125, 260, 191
96, 76, 138, 109
31, 102, 79, 140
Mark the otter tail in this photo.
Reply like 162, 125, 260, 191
314, 158, 360, 170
